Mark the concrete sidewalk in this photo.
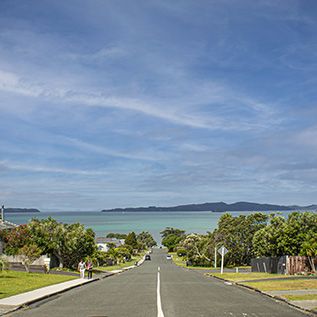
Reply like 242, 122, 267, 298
265, 288, 317, 312
0, 278, 97, 315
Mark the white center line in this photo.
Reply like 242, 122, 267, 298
157, 266, 164, 317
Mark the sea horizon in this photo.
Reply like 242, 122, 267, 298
6, 209, 312, 244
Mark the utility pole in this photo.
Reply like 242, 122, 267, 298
214, 246, 217, 269
0, 205, 4, 223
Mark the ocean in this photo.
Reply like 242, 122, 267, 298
5, 210, 300, 244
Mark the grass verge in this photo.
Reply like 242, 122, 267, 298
243, 279, 317, 291
283, 294, 317, 301
0, 270, 77, 299
210, 272, 290, 282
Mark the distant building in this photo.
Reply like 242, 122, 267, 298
96, 237, 125, 252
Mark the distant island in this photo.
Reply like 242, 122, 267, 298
101, 201, 317, 213
4, 208, 40, 213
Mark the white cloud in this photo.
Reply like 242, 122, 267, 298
0, 68, 276, 131
0, 160, 110, 176
66, 46, 126, 62
61, 136, 167, 162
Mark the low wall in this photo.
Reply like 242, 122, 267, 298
3, 254, 49, 266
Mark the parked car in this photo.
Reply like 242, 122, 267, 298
145, 254, 151, 261
166, 254, 172, 260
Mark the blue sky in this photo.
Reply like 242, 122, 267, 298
0, 0, 317, 210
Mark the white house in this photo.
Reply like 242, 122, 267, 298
96, 237, 125, 252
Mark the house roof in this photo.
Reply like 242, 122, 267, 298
95, 237, 125, 246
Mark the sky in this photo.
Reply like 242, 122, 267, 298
0, 0, 317, 211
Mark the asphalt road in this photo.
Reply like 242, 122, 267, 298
10, 249, 309, 317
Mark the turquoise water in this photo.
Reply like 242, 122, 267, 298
5, 210, 300, 243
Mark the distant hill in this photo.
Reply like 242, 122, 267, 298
4, 208, 40, 213
101, 201, 317, 213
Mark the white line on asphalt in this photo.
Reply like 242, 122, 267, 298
157, 267, 164, 317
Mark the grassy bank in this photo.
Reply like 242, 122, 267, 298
0, 270, 77, 299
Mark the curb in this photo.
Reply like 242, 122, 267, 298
0, 254, 148, 316
0, 279, 97, 316
0, 275, 108, 316
206, 274, 316, 316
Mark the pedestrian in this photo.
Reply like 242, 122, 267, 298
78, 259, 86, 279
86, 259, 93, 279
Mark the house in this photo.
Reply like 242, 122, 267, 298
96, 237, 125, 252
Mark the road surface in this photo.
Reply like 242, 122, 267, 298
10, 249, 308, 317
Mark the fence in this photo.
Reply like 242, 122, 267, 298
251, 257, 284, 274
251, 256, 312, 275
287, 256, 310, 275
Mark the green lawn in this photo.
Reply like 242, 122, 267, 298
283, 294, 317, 301
243, 279, 317, 291
210, 272, 290, 282
0, 270, 77, 299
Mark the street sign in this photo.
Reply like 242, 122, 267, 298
217, 246, 228, 256
217, 246, 228, 274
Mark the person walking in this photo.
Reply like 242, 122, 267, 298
78, 259, 86, 279
86, 259, 93, 279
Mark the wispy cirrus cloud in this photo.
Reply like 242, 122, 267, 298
0, 160, 110, 176
0, 68, 276, 131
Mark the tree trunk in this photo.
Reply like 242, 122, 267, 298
308, 256, 316, 272
23, 262, 29, 273
54, 251, 64, 268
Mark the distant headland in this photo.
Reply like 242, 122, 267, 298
101, 201, 317, 213
4, 208, 40, 213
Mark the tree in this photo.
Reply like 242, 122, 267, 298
59, 225, 96, 269
160, 227, 185, 239
213, 213, 268, 265
252, 214, 286, 257
160, 227, 185, 252
253, 212, 317, 259
18, 244, 42, 273
137, 231, 157, 249
161, 234, 183, 252
0, 225, 32, 255
300, 231, 317, 272
179, 234, 211, 266
114, 246, 133, 263
28, 217, 66, 267
106, 233, 127, 239
125, 232, 139, 250
0, 256, 9, 271
28, 218, 96, 269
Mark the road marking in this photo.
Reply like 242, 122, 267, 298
157, 267, 164, 317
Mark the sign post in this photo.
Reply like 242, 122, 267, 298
217, 246, 228, 274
